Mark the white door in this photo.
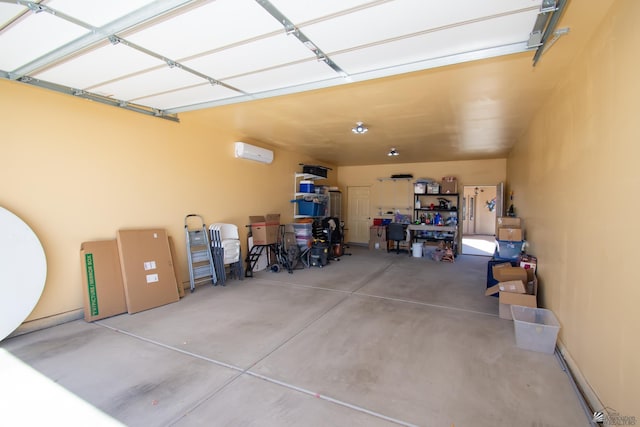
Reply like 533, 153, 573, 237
475, 186, 497, 235
347, 186, 371, 245
463, 185, 498, 235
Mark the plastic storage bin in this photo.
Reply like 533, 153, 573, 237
495, 239, 525, 260
511, 305, 560, 354
299, 180, 314, 193
295, 200, 325, 216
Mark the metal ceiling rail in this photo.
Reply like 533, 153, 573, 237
0, 70, 180, 122
166, 41, 530, 114
106, 35, 247, 95
166, 3, 540, 113
255, 0, 348, 77
0, 0, 221, 121
532, 0, 569, 66
0, 0, 41, 34
1, 0, 200, 78
324, 6, 540, 58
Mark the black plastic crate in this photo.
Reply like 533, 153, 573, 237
302, 165, 329, 178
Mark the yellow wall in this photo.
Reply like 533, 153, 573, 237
1, 79, 330, 322
507, 0, 639, 415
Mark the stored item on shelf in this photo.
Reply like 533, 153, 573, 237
414, 182, 426, 194
249, 214, 280, 245
440, 177, 457, 194
511, 305, 560, 354
498, 227, 523, 241
426, 183, 440, 194
301, 164, 329, 178
299, 180, 314, 193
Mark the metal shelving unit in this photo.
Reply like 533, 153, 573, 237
293, 173, 326, 219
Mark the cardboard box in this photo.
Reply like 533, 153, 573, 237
495, 280, 526, 294
80, 240, 127, 322
497, 227, 523, 241
486, 272, 537, 320
117, 229, 180, 314
249, 214, 280, 245
440, 179, 457, 194
497, 216, 522, 228
369, 226, 386, 250
492, 263, 528, 284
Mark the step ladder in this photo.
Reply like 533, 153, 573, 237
245, 244, 271, 277
185, 214, 217, 292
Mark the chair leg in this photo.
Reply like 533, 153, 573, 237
396, 241, 400, 254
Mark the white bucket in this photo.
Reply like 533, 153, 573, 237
412, 242, 423, 257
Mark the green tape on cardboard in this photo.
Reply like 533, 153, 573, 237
85, 253, 99, 316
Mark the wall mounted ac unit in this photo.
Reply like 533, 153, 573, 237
234, 142, 273, 164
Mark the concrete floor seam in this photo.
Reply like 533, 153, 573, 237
252, 277, 354, 295
95, 321, 244, 373
165, 372, 247, 427
97, 309, 415, 427
353, 291, 499, 318
245, 370, 418, 427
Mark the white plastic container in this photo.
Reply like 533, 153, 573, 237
412, 242, 423, 257
511, 305, 560, 354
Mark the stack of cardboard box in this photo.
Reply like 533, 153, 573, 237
485, 262, 537, 320
495, 216, 524, 260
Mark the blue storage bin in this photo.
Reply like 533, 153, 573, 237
292, 200, 325, 216
299, 181, 314, 193
495, 240, 525, 260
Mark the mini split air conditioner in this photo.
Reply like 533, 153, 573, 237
234, 142, 273, 164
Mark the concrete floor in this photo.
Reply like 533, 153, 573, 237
0, 246, 589, 427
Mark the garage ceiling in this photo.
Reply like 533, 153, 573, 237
1, 0, 581, 165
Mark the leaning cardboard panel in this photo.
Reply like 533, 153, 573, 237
117, 229, 179, 314
80, 240, 127, 322
168, 235, 185, 298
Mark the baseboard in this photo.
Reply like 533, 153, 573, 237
556, 338, 603, 414
7, 309, 84, 339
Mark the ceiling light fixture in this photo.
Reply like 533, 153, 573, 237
388, 148, 399, 157
352, 122, 368, 134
